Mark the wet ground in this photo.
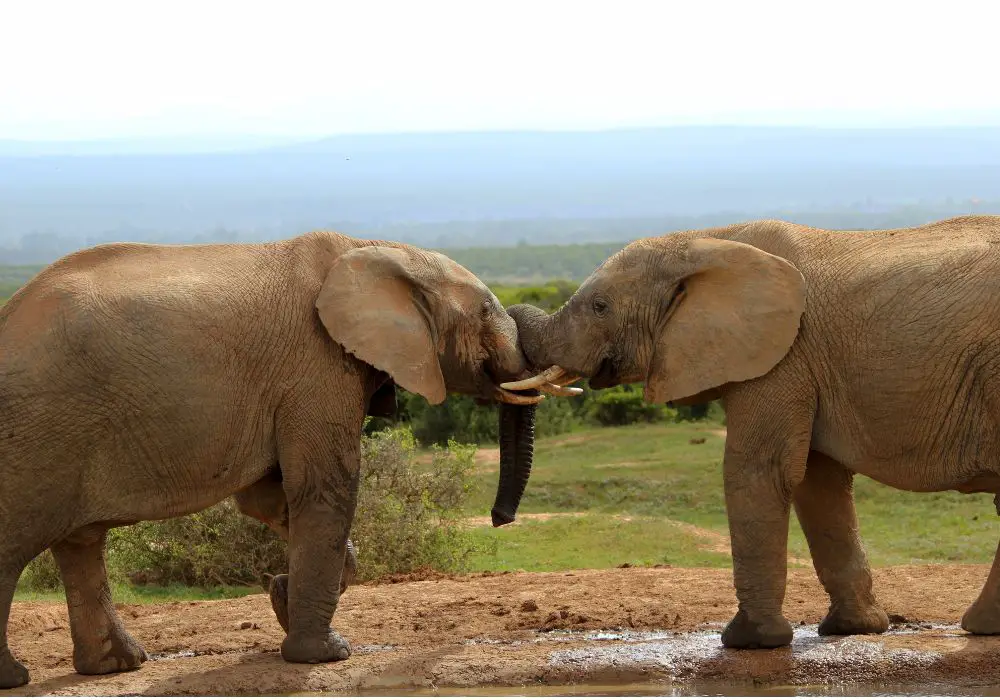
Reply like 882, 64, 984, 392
5, 565, 1000, 696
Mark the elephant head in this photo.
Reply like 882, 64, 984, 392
505, 236, 806, 405
315, 245, 576, 526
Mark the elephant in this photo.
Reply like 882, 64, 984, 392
0, 231, 573, 689
505, 214, 1000, 649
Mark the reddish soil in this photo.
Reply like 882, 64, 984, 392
6, 565, 1000, 696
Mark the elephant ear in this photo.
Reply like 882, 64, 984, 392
316, 246, 447, 405
644, 238, 806, 404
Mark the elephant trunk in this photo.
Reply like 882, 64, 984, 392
491, 401, 537, 527
506, 303, 557, 370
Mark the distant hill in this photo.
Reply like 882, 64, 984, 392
2, 125, 1000, 263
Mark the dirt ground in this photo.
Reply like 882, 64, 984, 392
6, 564, 1000, 696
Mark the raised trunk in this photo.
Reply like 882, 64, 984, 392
491, 400, 537, 527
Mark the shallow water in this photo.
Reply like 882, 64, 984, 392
310, 625, 1000, 697
347, 681, 1000, 696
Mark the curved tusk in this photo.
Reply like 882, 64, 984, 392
501, 366, 570, 391
539, 382, 584, 397
495, 388, 546, 405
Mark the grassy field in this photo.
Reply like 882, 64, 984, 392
460, 421, 1000, 572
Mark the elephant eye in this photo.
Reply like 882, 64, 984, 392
480, 298, 493, 320
592, 298, 609, 317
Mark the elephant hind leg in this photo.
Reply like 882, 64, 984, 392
0, 557, 31, 689
962, 533, 1000, 634
793, 451, 889, 636
233, 469, 290, 540
50, 526, 147, 676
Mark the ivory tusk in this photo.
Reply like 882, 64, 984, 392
500, 366, 570, 391
494, 388, 546, 405
539, 382, 584, 397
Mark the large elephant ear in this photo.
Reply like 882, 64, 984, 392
316, 246, 447, 405
644, 238, 806, 404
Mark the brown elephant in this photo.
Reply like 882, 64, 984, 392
0, 232, 570, 689
506, 214, 1000, 649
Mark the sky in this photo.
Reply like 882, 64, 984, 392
2, 0, 999, 141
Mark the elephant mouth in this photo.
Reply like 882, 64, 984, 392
588, 357, 618, 390
481, 366, 546, 406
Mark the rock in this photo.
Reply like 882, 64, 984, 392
520, 600, 539, 613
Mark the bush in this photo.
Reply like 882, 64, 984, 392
18, 425, 478, 591
587, 384, 675, 426
351, 425, 477, 580
404, 390, 583, 446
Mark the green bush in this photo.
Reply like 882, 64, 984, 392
587, 384, 675, 426
403, 390, 583, 446
351, 425, 477, 579
18, 425, 478, 591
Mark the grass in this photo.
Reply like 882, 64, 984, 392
15, 583, 257, 604
462, 421, 1000, 572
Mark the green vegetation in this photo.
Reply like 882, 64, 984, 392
462, 422, 1000, 572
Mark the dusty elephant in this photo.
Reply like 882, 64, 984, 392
0, 232, 571, 689
507, 214, 1000, 649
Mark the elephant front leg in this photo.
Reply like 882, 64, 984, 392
961, 538, 1000, 634
793, 452, 888, 636
720, 445, 807, 649
268, 539, 358, 634
234, 475, 358, 634
277, 436, 360, 664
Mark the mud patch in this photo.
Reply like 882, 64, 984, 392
5, 565, 1000, 696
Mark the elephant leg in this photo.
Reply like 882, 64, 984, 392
275, 417, 361, 665
793, 452, 888, 636
233, 475, 358, 635
719, 391, 813, 650
961, 536, 1000, 634
268, 539, 358, 634
0, 555, 31, 689
50, 526, 147, 676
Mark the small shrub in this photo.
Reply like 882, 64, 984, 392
404, 391, 579, 447
17, 551, 63, 593
351, 425, 478, 580
587, 384, 675, 426
109, 502, 288, 588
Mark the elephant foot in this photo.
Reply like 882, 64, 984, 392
73, 627, 148, 676
818, 601, 889, 636
721, 609, 793, 649
0, 647, 30, 689
281, 629, 352, 664
268, 573, 290, 634
962, 599, 1000, 635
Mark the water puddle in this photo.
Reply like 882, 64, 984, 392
339, 680, 1000, 696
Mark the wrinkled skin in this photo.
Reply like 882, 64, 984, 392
510, 214, 1000, 649
0, 232, 538, 688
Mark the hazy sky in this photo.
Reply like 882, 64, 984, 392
2, 0, 998, 141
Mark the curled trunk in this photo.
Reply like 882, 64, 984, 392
491, 400, 537, 527
506, 303, 556, 371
